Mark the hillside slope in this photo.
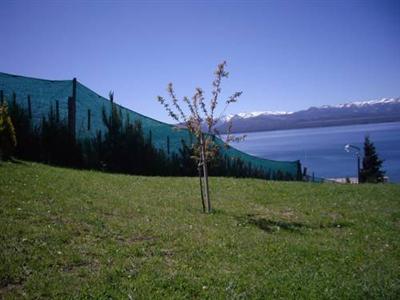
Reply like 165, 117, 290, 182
1, 162, 399, 299
0, 72, 300, 177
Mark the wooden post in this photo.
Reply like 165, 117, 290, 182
303, 167, 308, 179
68, 96, 76, 140
87, 109, 91, 131
72, 78, 77, 100
27, 95, 32, 119
12, 92, 16, 107
357, 154, 360, 184
55, 100, 59, 122
68, 78, 77, 140
0, 90, 3, 105
167, 136, 170, 154
148, 130, 152, 144
109, 92, 113, 125
296, 160, 302, 181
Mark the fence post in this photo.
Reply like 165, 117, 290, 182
72, 77, 77, 100
27, 95, 32, 119
87, 109, 91, 131
148, 130, 152, 144
68, 78, 77, 140
0, 90, 4, 105
12, 92, 16, 107
68, 96, 76, 140
55, 100, 59, 122
167, 136, 170, 154
296, 160, 302, 181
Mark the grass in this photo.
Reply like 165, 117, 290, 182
0, 161, 399, 299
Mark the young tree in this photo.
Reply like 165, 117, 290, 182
360, 136, 385, 183
0, 101, 17, 161
157, 61, 243, 213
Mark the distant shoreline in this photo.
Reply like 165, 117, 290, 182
227, 120, 400, 135
229, 122, 400, 182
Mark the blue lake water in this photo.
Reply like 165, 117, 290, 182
229, 122, 400, 182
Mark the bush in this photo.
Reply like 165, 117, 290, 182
0, 102, 17, 161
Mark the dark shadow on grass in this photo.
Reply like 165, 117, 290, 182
9, 158, 25, 164
210, 208, 227, 215
240, 214, 353, 233
0, 158, 25, 165
247, 215, 308, 233
319, 221, 353, 229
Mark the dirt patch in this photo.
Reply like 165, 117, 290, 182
116, 235, 156, 245
247, 215, 307, 233
242, 213, 352, 233
62, 259, 100, 275
0, 282, 24, 297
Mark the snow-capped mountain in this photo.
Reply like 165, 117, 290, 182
222, 111, 293, 122
215, 98, 400, 133
323, 98, 399, 108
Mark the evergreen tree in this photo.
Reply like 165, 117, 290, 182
177, 140, 196, 176
360, 136, 385, 183
4, 92, 298, 181
41, 105, 83, 167
101, 92, 124, 171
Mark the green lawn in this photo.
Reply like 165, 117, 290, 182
1, 161, 399, 299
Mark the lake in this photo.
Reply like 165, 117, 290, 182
229, 122, 400, 182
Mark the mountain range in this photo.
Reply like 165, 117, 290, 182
213, 98, 400, 133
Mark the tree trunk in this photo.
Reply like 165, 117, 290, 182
203, 158, 211, 213
198, 163, 206, 213
200, 133, 211, 213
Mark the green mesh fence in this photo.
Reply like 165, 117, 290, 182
0, 72, 301, 177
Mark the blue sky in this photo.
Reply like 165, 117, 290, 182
1, 0, 399, 123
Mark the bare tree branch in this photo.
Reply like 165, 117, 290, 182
167, 83, 187, 123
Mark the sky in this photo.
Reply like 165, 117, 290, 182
0, 0, 399, 123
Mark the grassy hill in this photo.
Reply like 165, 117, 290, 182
1, 162, 399, 299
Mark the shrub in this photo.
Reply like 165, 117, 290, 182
0, 102, 17, 161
